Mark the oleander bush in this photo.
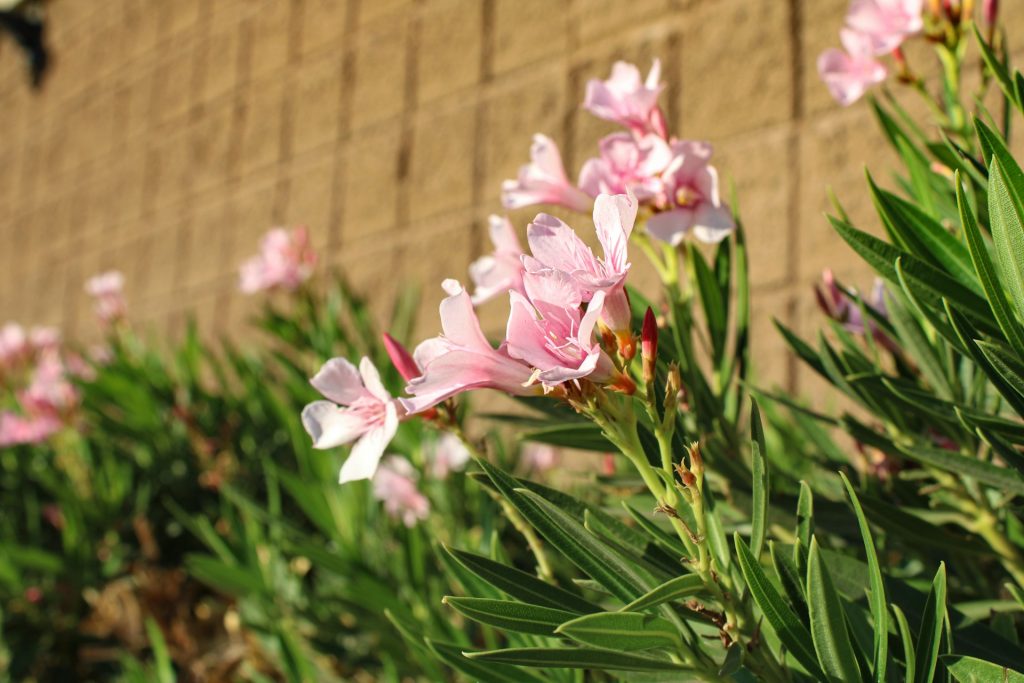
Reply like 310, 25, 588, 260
4, 1, 1024, 681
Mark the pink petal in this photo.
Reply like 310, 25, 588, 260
338, 402, 398, 483
310, 358, 367, 405
302, 401, 368, 449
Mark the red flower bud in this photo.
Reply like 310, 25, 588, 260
382, 333, 421, 382
641, 307, 658, 383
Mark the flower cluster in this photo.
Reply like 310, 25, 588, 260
501, 60, 734, 247
239, 226, 317, 294
297, 61, 737, 524
0, 323, 80, 447
818, 0, 923, 105
85, 270, 127, 325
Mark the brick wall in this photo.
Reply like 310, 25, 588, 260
0, 0, 1011, 395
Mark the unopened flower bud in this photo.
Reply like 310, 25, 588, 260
984, 0, 998, 25
686, 441, 704, 479
641, 307, 658, 384
382, 333, 420, 382
681, 470, 697, 488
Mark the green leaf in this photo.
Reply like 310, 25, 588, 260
869, 174, 976, 290
749, 398, 769, 559
144, 618, 175, 683
464, 647, 688, 672
556, 612, 680, 651
620, 574, 706, 613
839, 473, 888, 682
427, 640, 545, 683
445, 547, 599, 614
185, 555, 266, 597
513, 485, 657, 602
944, 300, 1024, 416
796, 481, 814, 567
806, 538, 862, 683
895, 439, 1024, 497
893, 604, 916, 682
987, 157, 1024, 330
914, 563, 947, 683
733, 533, 825, 678
770, 541, 807, 619
957, 171, 1024, 357
944, 655, 1024, 683
443, 597, 579, 636
689, 243, 727, 365
974, 26, 1020, 110
622, 503, 688, 558
831, 216, 997, 335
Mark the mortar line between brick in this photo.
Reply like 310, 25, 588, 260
784, 0, 805, 393
272, 2, 304, 225
393, 2, 422, 244
469, 0, 496, 259
330, 0, 362, 252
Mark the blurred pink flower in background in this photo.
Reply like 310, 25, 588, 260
501, 134, 593, 213
302, 357, 401, 484
520, 442, 560, 473
583, 59, 667, 138
469, 216, 526, 305
0, 411, 62, 447
85, 271, 127, 324
428, 433, 471, 479
845, 0, 923, 54
818, 29, 888, 106
0, 323, 29, 370
646, 142, 735, 245
372, 456, 430, 527
816, 269, 890, 337
239, 226, 317, 294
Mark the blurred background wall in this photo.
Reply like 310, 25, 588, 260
0, 0, 1018, 395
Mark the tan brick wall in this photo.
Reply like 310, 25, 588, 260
0, 0, 1010, 396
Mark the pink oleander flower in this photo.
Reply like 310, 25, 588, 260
584, 60, 667, 138
845, 0, 923, 55
372, 456, 431, 527
29, 327, 60, 352
401, 281, 538, 415
520, 442, 560, 473
818, 29, 889, 106
301, 357, 402, 483
239, 226, 317, 294
0, 411, 62, 447
506, 270, 616, 387
428, 433, 472, 479
85, 271, 127, 324
501, 134, 593, 213
21, 352, 78, 415
524, 193, 637, 334
0, 323, 28, 370
578, 133, 672, 202
815, 269, 888, 336
646, 141, 735, 245
469, 215, 526, 305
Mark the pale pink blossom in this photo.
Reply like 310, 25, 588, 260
646, 141, 734, 245
239, 227, 317, 294
428, 433, 472, 479
85, 271, 127, 324
21, 352, 78, 415
401, 281, 537, 415
29, 327, 60, 352
578, 133, 672, 201
372, 456, 431, 527
0, 323, 28, 370
845, 0, 923, 55
817, 29, 888, 106
501, 135, 593, 213
815, 269, 889, 336
583, 60, 667, 137
524, 193, 637, 333
520, 442, 560, 473
0, 411, 62, 447
301, 356, 402, 483
506, 270, 615, 387
468, 215, 526, 305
